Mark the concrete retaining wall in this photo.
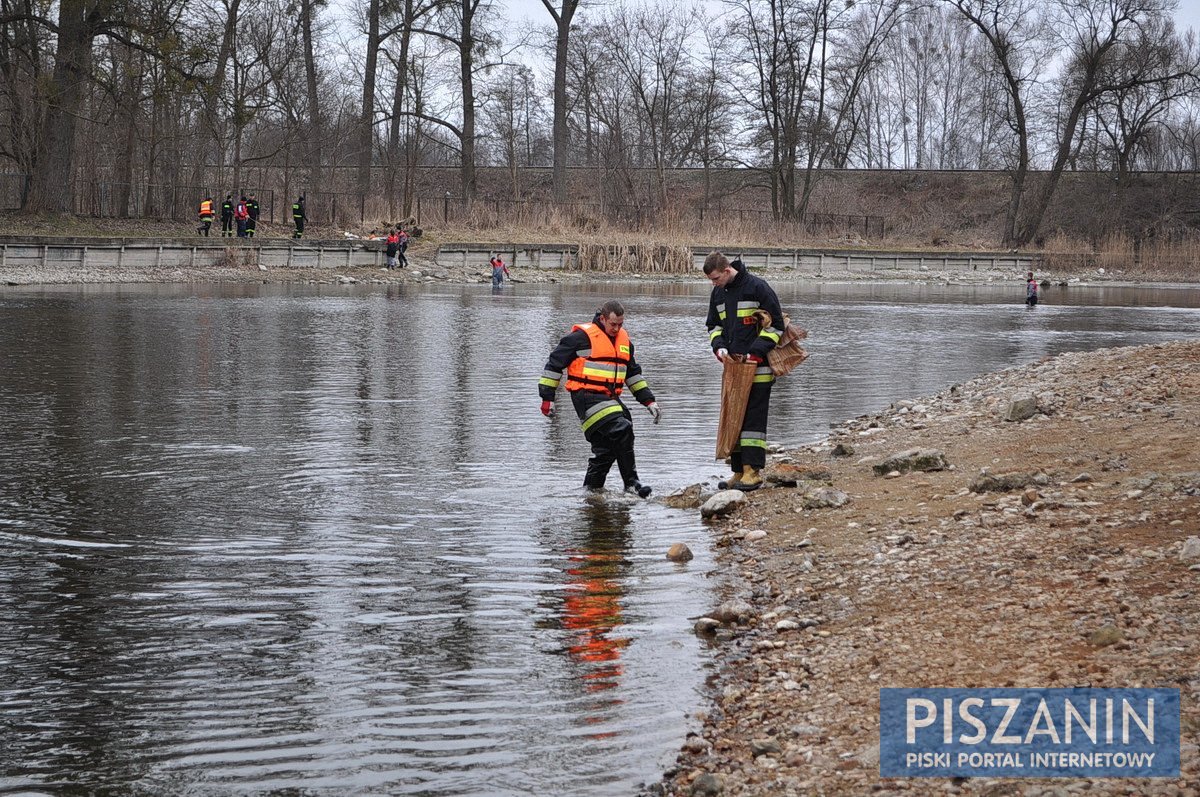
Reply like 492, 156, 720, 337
435, 242, 1041, 274
0, 236, 387, 272
1, 236, 1041, 275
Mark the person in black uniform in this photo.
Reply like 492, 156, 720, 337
538, 300, 662, 497
220, 194, 234, 237
292, 195, 306, 239
704, 251, 784, 491
246, 194, 260, 238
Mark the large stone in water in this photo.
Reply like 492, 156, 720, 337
711, 599, 755, 624
701, 490, 747, 518
666, 543, 694, 562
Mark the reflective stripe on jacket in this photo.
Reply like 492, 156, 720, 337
198, 199, 214, 218
564, 323, 631, 396
706, 260, 785, 360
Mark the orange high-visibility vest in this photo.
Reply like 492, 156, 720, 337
198, 199, 214, 218
565, 323, 632, 396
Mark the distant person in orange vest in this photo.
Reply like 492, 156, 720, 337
490, 254, 510, 288
197, 196, 215, 236
1025, 271, 1039, 307
538, 300, 661, 497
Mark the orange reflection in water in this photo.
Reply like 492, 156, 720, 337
556, 504, 635, 740
562, 547, 630, 693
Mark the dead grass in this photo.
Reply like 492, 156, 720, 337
575, 242, 693, 273
1040, 231, 1200, 280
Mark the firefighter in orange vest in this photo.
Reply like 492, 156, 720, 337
538, 300, 661, 497
197, 196, 215, 236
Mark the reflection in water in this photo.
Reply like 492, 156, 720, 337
559, 502, 633, 724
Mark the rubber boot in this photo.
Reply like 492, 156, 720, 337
614, 435, 649, 497
624, 481, 652, 499
583, 460, 609, 492
733, 465, 763, 492
717, 471, 743, 490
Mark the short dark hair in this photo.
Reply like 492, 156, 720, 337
598, 300, 625, 318
703, 251, 730, 275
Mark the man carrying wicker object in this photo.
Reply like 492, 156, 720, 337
704, 252, 786, 492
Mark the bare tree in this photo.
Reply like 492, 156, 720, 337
945, 0, 1050, 245
1090, 17, 1200, 180
724, 0, 820, 220
0, 0, 49, 180
540, 0, 581, 203
1018, 0, 1187, 244
26, 0, 111, 212
298, 0, 325, 191
481, 63, 543, 199
604, 4, 701, 208
795, 0, 903, 218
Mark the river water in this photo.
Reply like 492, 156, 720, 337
2, 280, 1198, 795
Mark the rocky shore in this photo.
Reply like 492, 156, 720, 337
650, 340, 1200, 796
1, 254, 1181, 290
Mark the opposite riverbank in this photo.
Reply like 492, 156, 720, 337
0, 238, 1189, 289
653, 340, 1200, 796
1, 214, 1196, 287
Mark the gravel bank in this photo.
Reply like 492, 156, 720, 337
654, 340, 1200, 796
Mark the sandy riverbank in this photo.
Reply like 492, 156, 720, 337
651, 340, 1200, 796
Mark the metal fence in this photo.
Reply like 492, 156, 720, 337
1, 172, 884, 238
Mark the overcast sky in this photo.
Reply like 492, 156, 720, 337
501, 0, 1200, 38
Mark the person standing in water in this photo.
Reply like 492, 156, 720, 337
538, 300, 661, 497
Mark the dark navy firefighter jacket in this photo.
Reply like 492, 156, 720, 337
706, 260, 784, 359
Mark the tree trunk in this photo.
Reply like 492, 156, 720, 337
458, 0, 477, 207
206, 0, 241, 188
300, 0, 322, 192
114, 46, 139, 218
1014, 67, 1109, 246
545, 0, 579, 203
357, 0, 382, 199
386, 0, 414, 218
27, 0, 100, 213
1, 1, 44, 177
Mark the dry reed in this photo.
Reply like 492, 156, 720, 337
575, 242, 693, 273
1040, 231, 1200, 280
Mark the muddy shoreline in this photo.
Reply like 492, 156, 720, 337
651, 340, 1200, 796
